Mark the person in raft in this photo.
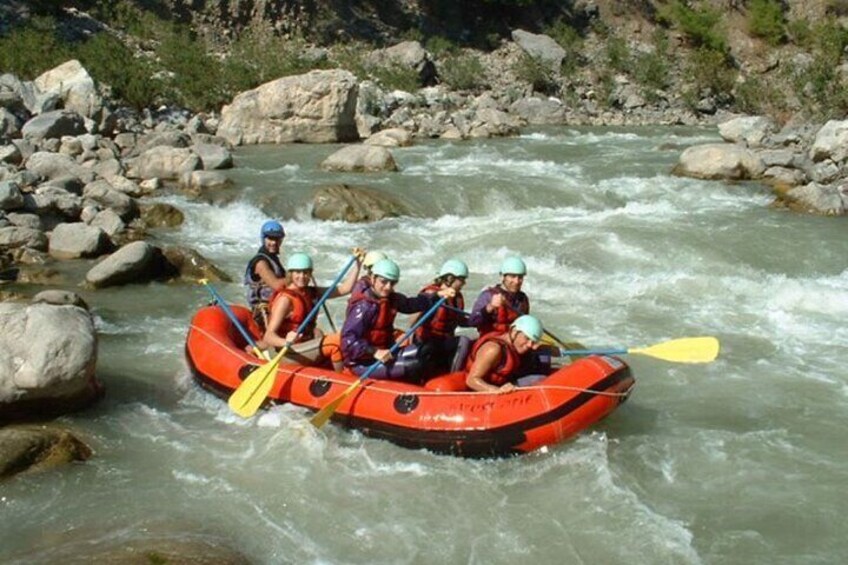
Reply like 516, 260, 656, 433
467, 256, 530, 336
244, 220, 287, 329
467, 256, 552, 375
407, 259, 474, 376
465, 315, 546, 394
348, 250, 388, 299
341, 258, 455, 381
256, 250, 363, 371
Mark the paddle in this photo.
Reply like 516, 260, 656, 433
497, 293, 571, 349
228, 255, 359, 418
556, 336, 720, 363
200, 279, 270, 361
310, 296, 448, 429
312, 275, 337, 333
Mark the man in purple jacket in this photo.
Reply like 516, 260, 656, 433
341, 258, 454, 381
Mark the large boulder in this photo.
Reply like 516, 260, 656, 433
0, 425, 92, 478
0, 303, 100, 422
0, 226, 48, 251
84, 240, 158, 288
48, 222, 111, 259
311, 183, 409, 222
718, 115, 776, 148
809, 120, 848, 164
34, 60, 104, 119
21, 110, 87, 142
366, 41, 437, 87
160, 245, 232, 282
218, 70, 359, 145
511, 29, 567, 71
673, 143, 766, 180
320, 145, 398, 172
126, 146, 200, 180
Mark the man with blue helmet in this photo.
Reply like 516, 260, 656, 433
244, 220, 287, 328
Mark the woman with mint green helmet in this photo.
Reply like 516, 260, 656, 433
341, 258, 456, 381
258, 250, 363, 372
465, 314, 545, 393
409, 258, 474, 376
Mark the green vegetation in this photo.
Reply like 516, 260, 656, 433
512, 53, 559, 96
439, 52, 487, 92
682, 47, 736, 109
657, 0, 728, 55
748, 0, 785, 46
784, 20, 848, 119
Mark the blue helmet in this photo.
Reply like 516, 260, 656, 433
260, 220, 285, 240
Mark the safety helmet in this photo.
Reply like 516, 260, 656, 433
439, 259, 469, 279
285, 252, 313, 271
500, 256, 527, 276
261, 220, 285, 239
371, 258, 400, 282
511, 315, 543, 343
363, 250, 388, 269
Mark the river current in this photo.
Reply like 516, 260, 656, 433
2, 126, 847, 564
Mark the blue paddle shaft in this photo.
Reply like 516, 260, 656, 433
359, 296, 447, 381
202, 282, 261, 351
559, 348, 626, 356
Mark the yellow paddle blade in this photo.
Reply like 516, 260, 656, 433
310, 379, 363, 428
227, 347, 288, 418
629, 337, 720, 363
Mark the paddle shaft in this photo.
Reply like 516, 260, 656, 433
201, 280, 268, 359
312, 274, 337, 333
310, 296, 447, 428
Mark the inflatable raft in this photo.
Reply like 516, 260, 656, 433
185, 305, 636, 458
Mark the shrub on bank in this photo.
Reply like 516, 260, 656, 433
439, 52, 487, 92
748, 0, 786, 46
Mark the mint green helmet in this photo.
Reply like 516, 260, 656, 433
511, 315, 543, 342
363, 250, 387, 269
285, 252, 313, 271
438, 259, 469, 278
371, 258, 400, 282
500, 256, 527, 276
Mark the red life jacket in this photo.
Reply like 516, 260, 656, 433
479, 286, 529, 335
269, 286, 318, 340
347, 287, 397, 348
415, 283, 464, 340
466, 331, 521, 386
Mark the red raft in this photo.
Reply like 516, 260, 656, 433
185, 305, 636, 458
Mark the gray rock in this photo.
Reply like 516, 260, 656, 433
160, 245, 231, 282
85, 240, 158, 288
718, 115, 776, 148
48, 222, 110, 259
0, 303, 100, 419
218, 69, 359, 145
192, 142, 233, 170
0, 143, 22, 165
127, 146, 200, 180
0, 226, 48, 251
511, 29, 567, 71
89, 208, 125, 237
23, 185, 82, 219
0, 426, 92, 477
810, 119, 848, 164
32, 289, 88, 309
311, 183, 408, 222
180, 170, 231, 190
320, 145, 398, 172
82, 179, 138, 220
673, 143, 766, 180
21, 110, 87, 142
0, 180, 23, 210
5, 212, 41, 230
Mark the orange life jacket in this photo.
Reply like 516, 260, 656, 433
269, 286, 318, 340
415, 283, 464, 340
347, 287, 397, 348
466, 331, 520, 386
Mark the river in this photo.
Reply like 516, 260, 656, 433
2, 126, 847, 564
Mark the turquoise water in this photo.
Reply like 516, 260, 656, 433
2, 126, 847, 563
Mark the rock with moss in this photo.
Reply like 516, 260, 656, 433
0, 425, 92, 479
311, 183, 408, 222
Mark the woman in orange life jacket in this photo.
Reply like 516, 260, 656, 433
256, 250, 363, 372
407, 259, 474, 376
244, 220, 287, 329
465, 315, 545, 393
341, 258, 456, 381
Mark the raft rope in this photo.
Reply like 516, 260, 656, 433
190, 325, 632, 400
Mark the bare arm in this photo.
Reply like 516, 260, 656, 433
255, 260, 286, 291
465, 342, 515, 394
